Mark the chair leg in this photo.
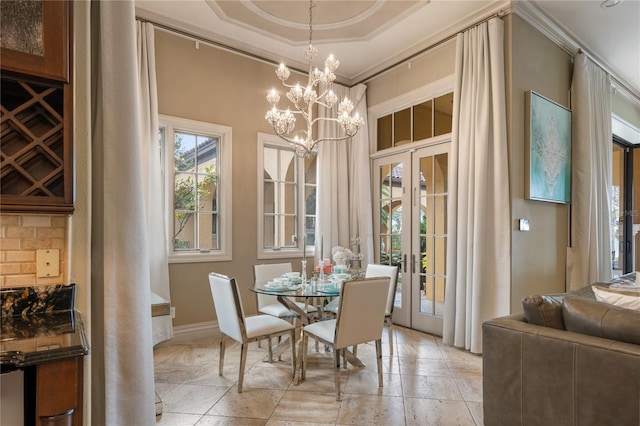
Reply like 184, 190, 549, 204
387, 318, 394, 355
334, 348, 342, 401
376, 339, 383, 388
289, 329, 297, 375
219, 335, 226, 376
301, 333, 309, 381
268, 337, 273, 362
238, 342, 248, 393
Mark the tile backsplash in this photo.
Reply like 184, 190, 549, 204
0, 213, 68, 288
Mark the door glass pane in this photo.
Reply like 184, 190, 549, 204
394, 108, 411, 146
434, 276, 446, 316
434, 93, 453, 136
612, 144, 624, 275
377, 114, 392, 151
379, 159, 404, 310
421, 156, 433, 194
435, 153, 448, 192
421, 275, 433, 314
413, 100, 433, 141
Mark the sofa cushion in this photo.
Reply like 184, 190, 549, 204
562, 297, 640, 345
522, 294, 565, 329
592, 286, 640, 311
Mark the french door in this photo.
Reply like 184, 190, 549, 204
373, 142, 449, 335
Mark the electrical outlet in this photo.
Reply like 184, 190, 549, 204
36, 249, 60, 277
518, 218, 530, 232
170, 307, 176, 318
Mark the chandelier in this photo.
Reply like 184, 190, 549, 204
265, 0, 364, 158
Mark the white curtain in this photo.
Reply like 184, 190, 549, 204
316, 83, 373, 264
348, 84, 374, 265
91, 2, 156, 424
137, 21, 173, 345
443, 18, 510, 354
566, 53, 613, 290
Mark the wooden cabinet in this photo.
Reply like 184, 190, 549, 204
0, 75, 74, 212
0, 0, 73, 213
25, 357, 84, 426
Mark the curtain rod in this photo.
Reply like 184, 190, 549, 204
354, 9, 509, 86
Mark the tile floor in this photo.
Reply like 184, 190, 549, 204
154, 326, 484, 425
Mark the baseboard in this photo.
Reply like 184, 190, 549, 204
156, 320, 221, 346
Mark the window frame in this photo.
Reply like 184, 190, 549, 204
257, 132, 315, 260
160, 115, 233, 263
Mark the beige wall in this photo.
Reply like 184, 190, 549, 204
367, 41, 456, 108
155, 31, 301, 326
508, 14, 573, 311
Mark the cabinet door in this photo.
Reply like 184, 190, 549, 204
36, 357, 83, 426
0, 1, 70, 82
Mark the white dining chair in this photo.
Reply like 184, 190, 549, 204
254, 262, 320, 356
324, 263, 399, 354
208, 272, 296, 392
253, 263, 317, 320
298, 276, 390, 400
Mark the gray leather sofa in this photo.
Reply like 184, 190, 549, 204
482, 285, 640, 426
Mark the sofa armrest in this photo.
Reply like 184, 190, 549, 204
482, 315, 640, 426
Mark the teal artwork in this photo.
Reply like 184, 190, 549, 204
526, 91, 572, 203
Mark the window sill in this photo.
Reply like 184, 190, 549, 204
169, 252, 232, 264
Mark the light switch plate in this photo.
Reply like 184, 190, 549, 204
518, 218, 530, 232
36, 249, 60, 278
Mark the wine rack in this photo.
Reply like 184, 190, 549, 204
0, 75, 73, 212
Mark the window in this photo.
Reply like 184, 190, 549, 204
257, 133, 317, 259
160, 115, 232, 263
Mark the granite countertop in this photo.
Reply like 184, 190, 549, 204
0, 284, 90, 368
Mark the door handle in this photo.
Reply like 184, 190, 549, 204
412, 254, 416, 274
403, 254, 407, 273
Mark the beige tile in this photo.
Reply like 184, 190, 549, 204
466, 401, 484, 426
395, 343, 444, 359
446, 359, 483, 379
399, 358, 452, 377
402, 375, 463, 400
456, 377, 483, 402
162, 384, 228, 415
404, 398, 476, 426
155, 412, 203, 426
155, 364, 205, 384
270, 391, 341, 423
343, 371, 403, 397
336, 394, 405, 425
155, 382, 177, 398
208, 388, 285, 419
265, 421, 333, 426
241, 363, 295, 390
196, 415, 267, 425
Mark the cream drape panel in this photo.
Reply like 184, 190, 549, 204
443, 18, 510, 354
566, 53, 613, 290
316, 84, 372, 264
91, 2, 156, 424
347, 84, 374, 265
136, 21, 173, 345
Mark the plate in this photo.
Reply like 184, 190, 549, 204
264, 283, 299, 291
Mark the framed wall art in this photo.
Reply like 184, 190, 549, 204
525, 90, 572, 203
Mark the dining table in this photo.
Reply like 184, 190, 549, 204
250, 274, 366, 382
